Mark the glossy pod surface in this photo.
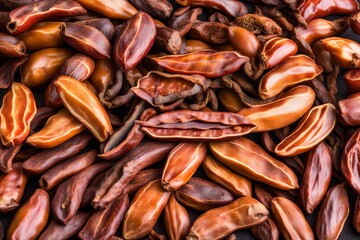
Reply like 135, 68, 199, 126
164, 195, 190, 240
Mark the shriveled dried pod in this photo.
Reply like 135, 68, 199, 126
18, 22, 64, 51
228, 25, 260, 58
114, 12, 156, 71
0, 32, 26, 58
168, 8, 203, 37
124, 168, 163, 195
162, 142, 207, 191
189, 21, 228, 44
350, 10, 360, 35
0, 57, 27, 89
175, 0, 247, 18
54, 75, 113, 142
129, 0, 173, 19
122, 179, 171, 239
353, 196, 360, 233
258, 55, 322, 99
316, 183, 349, 240
76, 18, 114, 40
0, 163, 27, 213
321, 37, 360, 69
344, 68, 360, 93
164, 195, 190, 240
271, 197, 314, 240
21, 48, 73, 88
300, 142, 332, 214
7, 189, 50, 240
251, 218, 279, 240
73, 0, 137, 20
209, 138, 299, 190
26, 109, 85, 148
238, 85, 315, 132
208, 12, 230, 25
187, 197, 269, 240
155, 26, 182, 54
203, 155, 252, 197
60, 22, 111, 59
235, 14, 282, 35
0, 82, 37, 147
275, 103, 336, 157
152, 50, 249, 78
7, 0, 87, 34
175, 177, 234, 211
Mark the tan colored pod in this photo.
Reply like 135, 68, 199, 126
0, 82, 37, 147
275, 103, 336, 157
187, 197, 269, 240
54, 76, 113, 142
184, 40, 212, 53
202, 155, 252, 197
259, 55, 322, 99
164, 195, 190, 240
18, 22, 64, 51
162, 142, 207, 191
26, 109, 86, 148
228, 25, 260, 58
271, 197, 314, 240
21, 48, 73, 88
219, 88, 245, 112
122, 179, 171, 239
238, 85, 315, 132
209, 138, 299, 190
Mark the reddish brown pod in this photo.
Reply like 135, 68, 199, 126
350, 10, 360, 34
7, 0, 87, 34
0, 33, 26, 58
114, 12, 156, 71
344, 68, 360, 93
338, 92, 360, 126
228, 25, 260, 58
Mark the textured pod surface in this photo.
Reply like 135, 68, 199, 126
162, 142, 207, 191
251, 218, 279, 240
209, 138, 299, 190
234, 14, 282, 35
7, 0, 87, 34
271, 197, 314, 240
168, 8, 203, 37
21, 47, 73, 88
189, 21, 229, 44
122, 179, 171, 239
299, 0, 359, 22
74, 0, 137, 19
350, 10, 360, 34
138, 110, 256, 141
0, 82, 37, 147
238, 85, 315, 132
0, 164, 27, 213
338, 92, 360, 126
175, 177, 234, 211
341, 129, 360, 195
344, 68, 360, 94
60, 22, 111, 59
18, 22, 64, 51
0, 57, 28, 89
316, 183, 349, 240
54, 76, 112, 142
228, 25, 260, 58
152, 50, 249, 78
7, 189, 50, 240
114, 12, 156, 71
353, 196, 360, 233
275, 103, 336, 157
300, 142, 332, 214
259, 37, 298, 70
321, 37, 360, 68
187, 197, 269, 240
129, 0, 173, 19
164, 195, 190, 240
0, 32, 26, 58
259, 55, 322, 99
202, 155, 252, 197
26, 109, 85, 148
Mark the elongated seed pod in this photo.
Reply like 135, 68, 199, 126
164, 195, 190, 240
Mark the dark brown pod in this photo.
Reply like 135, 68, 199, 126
208, 12, 230, 25
235, 14, 282, 35
344, 68, 360, 93
168, 7, 203, 37
39, 212, 91, 240
316, 183, 349, 240
51, 162, 112, 224
78, 194, 129, 240
76, 18, 115, 40
156, 26, 182, 54
7, 189, 50, 240
0, 57, 27, 89
351, 10, 360, 35
189, 21, 228, 44
39, 150, 97, 191
175, 177, 234, 211
251, 218, 279, 240
22, 132, 92, 175
0, 12, 9, 32
300, 142, 332, 214
129, 0, 173, 19
60, 22, 111, 59
2, 0, 42, 9
0, 163, 27, 213
7, 0, 87, 34
353, 196, 360, 233
114, 12, 156, 71
0, 145, 22, 173
124, 168, 163, 195
0, 33, 26, 58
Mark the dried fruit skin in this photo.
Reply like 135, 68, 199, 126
0, 82, 37, 147
129, 0, 173, 19
7, 189, 50, 240
275, 103, 336, 157
122, 179, 171, 239
251, 218, 279, 240
0, 32, 26, 58
338, 92, 360, 126
228, 25, 260, 58
54, 75, 113, 142
344, 68, 360, 94
187, 197, 269, 240
271, 197, 314, 240
164, 195, 190, 240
